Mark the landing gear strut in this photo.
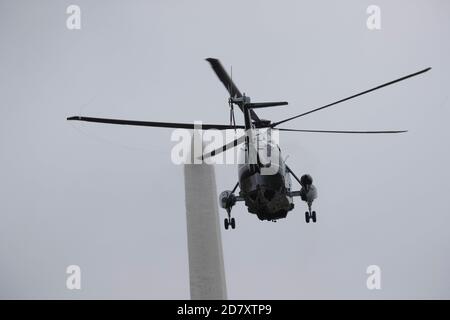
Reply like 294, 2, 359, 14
224, 209, 236, 230
285, 167, 318, 224
305, 202, 317, 224
220, 182, 241, 231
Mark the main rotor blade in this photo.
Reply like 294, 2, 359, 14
206, 58, 242, 98
199, 134, 246, 160
277, 128, 407, 134
67, 116, 245, 130
271, 67, 431, 127
206, 58, 260, 122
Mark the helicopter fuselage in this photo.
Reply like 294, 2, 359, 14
237, 136, 294, 221
238, 163, 294, 221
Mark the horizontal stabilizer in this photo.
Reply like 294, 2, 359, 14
248, 102, 288, 108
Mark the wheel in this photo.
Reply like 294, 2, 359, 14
224, 218, 229, 230
312, 211, 317, 223
305, 212, 310, 223
230, 218, 236, 229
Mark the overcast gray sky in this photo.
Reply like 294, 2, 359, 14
0, 0, 449, 299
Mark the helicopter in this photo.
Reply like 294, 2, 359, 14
67, 58, 431, 230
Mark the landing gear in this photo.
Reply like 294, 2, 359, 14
224, 217, 236, 230
220, 182, 242, 231
285, 167, 319, 225
230, 217, 236, 229
224, 218, 229, 230
305, 203, 317, 224
223, 207, 236, 231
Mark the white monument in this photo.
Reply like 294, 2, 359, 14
183, 133, 227, 300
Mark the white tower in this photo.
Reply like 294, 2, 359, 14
183, 133, 227, 300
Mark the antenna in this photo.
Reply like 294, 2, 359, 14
228, 65, 236, 132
